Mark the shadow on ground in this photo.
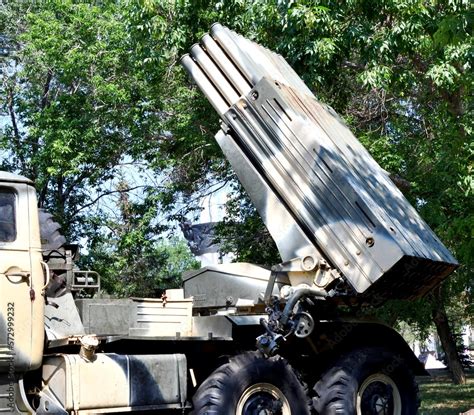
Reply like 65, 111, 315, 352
417, 369, 474, 415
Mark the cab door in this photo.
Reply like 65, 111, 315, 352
0, 182, 45, 373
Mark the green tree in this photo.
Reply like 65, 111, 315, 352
83, 182, 199, 297
0, 0, 169, 239
0, 0, 199, 296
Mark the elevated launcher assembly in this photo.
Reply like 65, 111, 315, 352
181, 24, 458, 304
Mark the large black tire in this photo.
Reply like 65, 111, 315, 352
38, 209, 68, 297
191, 352, 311, 415
39, 209, 66, 250
313, 347, 420, 414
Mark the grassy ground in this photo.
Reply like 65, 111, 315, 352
418, 369, 474, 415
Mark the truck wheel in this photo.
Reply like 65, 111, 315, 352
313, 347, 419, 415
39, 209, 66, 250
191, 352, 310, 414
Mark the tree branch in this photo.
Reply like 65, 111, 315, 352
7, 87, 26, 169
38, 177, 50, 208
40, 69, 53, 110
70, 185, 150, 217
63, 169, 94, 201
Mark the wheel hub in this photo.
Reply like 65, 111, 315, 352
366, 383, 393, 414
236, 382, 290, 415
357, 374, 402, 415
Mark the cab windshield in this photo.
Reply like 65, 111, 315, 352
0, 189, 16, 242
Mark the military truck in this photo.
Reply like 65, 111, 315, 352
0, 24, 458, 414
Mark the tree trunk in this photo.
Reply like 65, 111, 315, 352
431, 286, 466, 385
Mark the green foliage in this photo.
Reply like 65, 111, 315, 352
0, 0, 170, 239
0, 0, 201, 296
214, 183, 279, 266
440, 328, 472, 370
81, 183, 200, 297
87, 235, 199, 298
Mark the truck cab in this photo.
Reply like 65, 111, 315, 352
0, 173, 45, 413
0, 173, 45, 374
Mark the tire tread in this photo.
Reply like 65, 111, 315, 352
313, 347, 420, 414
192, 352, 311, 414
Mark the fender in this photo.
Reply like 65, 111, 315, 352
291, 319, 427, 376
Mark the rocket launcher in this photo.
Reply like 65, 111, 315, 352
181, 24, 458, 301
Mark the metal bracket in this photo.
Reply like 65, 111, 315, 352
263, 271, 279, 304
270, 256, 340, 295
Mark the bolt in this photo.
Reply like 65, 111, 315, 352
302, 255, 316, 271
259, 336, 269, 345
